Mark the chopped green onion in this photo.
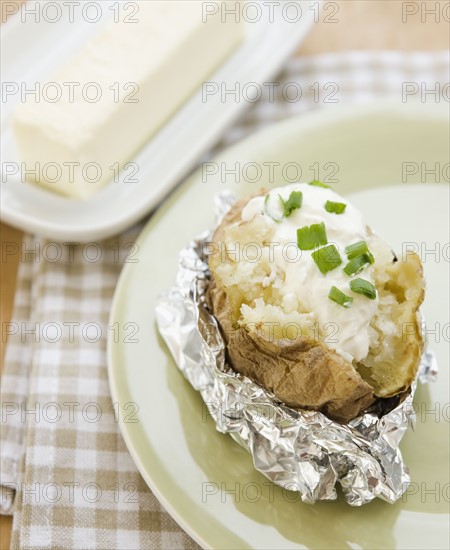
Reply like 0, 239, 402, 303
350, 278, 377, 300
308, 180, 330, 189
264, 193, 283, 223
345, 240, 370, 259
281, 191, 303, 217
328, 286, 353, 308
343, 253, 373, 276
325, 200, 347, 214
343, 254, 369, 276
297, 222, 328, 250
311, 244, 342, 275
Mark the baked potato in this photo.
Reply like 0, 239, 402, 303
206, 183, 424, 423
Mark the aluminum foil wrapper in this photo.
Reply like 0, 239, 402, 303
155, 191, 438, 506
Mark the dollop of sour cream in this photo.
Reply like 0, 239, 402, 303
240, 182, 383, 362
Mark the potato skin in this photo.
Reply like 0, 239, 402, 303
207, 197, 424, 423
207, 278, 375, 423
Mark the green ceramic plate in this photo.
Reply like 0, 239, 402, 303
107, 102, 449, 549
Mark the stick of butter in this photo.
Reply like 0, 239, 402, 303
13, 1, 243, 199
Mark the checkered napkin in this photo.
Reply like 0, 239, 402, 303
1, 51, 448, 550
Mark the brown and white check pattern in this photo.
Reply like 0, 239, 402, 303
1, 52, 448, 549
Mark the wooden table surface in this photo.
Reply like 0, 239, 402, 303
1, 1, 448, 548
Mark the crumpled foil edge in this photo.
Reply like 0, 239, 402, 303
155, 191, 438, 506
